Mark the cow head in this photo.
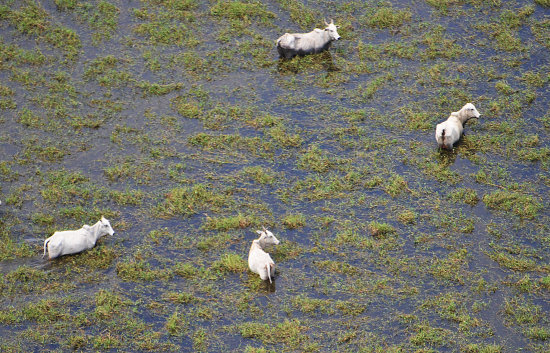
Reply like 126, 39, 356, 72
256, 226, 280, 247
462, 103, 480, 119
324, 19, 341, 41
100, 216, 115, 236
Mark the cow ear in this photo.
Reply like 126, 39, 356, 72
336, 25, 340, 28
256, 230, 263, 235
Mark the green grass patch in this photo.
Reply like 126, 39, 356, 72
95, 289, 129, 320
298, 145, 332, 172
503, 297, 541, 325
197, 233, 232, 252
163, 291, 199, 304
40, 169, 90, 204
134, 20, 196, 46
188, 133, 271, 155
109, 188, 144, 206
22, 299, 69, 323
238, 319, 309, 348
316, 260, 360, 276
410, 322, 450, 347
384, 174, 409, 197
69, 245, 117, 269
211, 253, 247, 273
84, 55, 132, 87
448, 188, 479, 206
2, 266, 47, 294
138, 81, 183, 97
1, 2, 81, 58
275, 0, 318, 29
116, 260, 173, 281
421, 25, 464, 59
171, 96, 202, 118
368, 221, 395, 238
365, 7, 411, 29
397, 210, 417, 224
401, 107, 435, 131
357, 73, 393, 100
483, 190, 541, 219
239, 166, 276, 184
488, 251, 537, 272
463, 343, 503, 353
173, 262, 199, 278
525, 327, 550, 340
156, 184, 231, 217
425, 0, 459, 10
165, 311, 188, 336
291, 295, 335, 315
282, 213, 306, 229
203, 213, 252, 231
268, 125, 303, 147
517, 147, 550, 162
0, 231, 35, 261
211, 0, 275, 25
70, 0, 120, 43
430, 249, 469, 283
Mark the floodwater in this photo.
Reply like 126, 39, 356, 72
1, 0, 549, 352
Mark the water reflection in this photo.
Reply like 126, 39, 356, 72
262, 278, 276, 293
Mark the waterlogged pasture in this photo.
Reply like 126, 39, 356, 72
0, 0, 549, 351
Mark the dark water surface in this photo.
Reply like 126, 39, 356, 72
1, 0, 549, 351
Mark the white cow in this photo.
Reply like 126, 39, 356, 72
43, 216, 114, 259
277, 19, 341, 59
248, 227, 280, 283
435, 103, 480, 149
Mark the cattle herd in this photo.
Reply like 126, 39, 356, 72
0, 19, 480, 283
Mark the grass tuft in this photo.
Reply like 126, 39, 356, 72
282, 213, 306, 229
212, 253, 247, 273
369, 221, 395, 238
365, 7, 411, 29
483, 190, 541, 219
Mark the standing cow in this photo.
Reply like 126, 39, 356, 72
277, 19, 341, 59
435, 103, 481, 149
43, 217, 114, 259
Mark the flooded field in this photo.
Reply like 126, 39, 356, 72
0, 0, 549, 351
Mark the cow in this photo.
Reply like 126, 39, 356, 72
43, 217, 114, 259
248, 227, 279, 283
435, 103, 480, 149
277, 19, 341, 59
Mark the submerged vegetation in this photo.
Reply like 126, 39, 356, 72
0, 0, 549, 352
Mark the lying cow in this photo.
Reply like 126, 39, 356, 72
435, 103, 480, 149
43, 216, 114, 259
277, 19, 341, 59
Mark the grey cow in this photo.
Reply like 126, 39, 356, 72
277, 19, 341, 59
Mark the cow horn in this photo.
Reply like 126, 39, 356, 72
324, 19, 329, 26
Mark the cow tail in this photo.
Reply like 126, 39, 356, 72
43, 238, 50, 258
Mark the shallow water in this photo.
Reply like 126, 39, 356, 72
1, 0, 549, 351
